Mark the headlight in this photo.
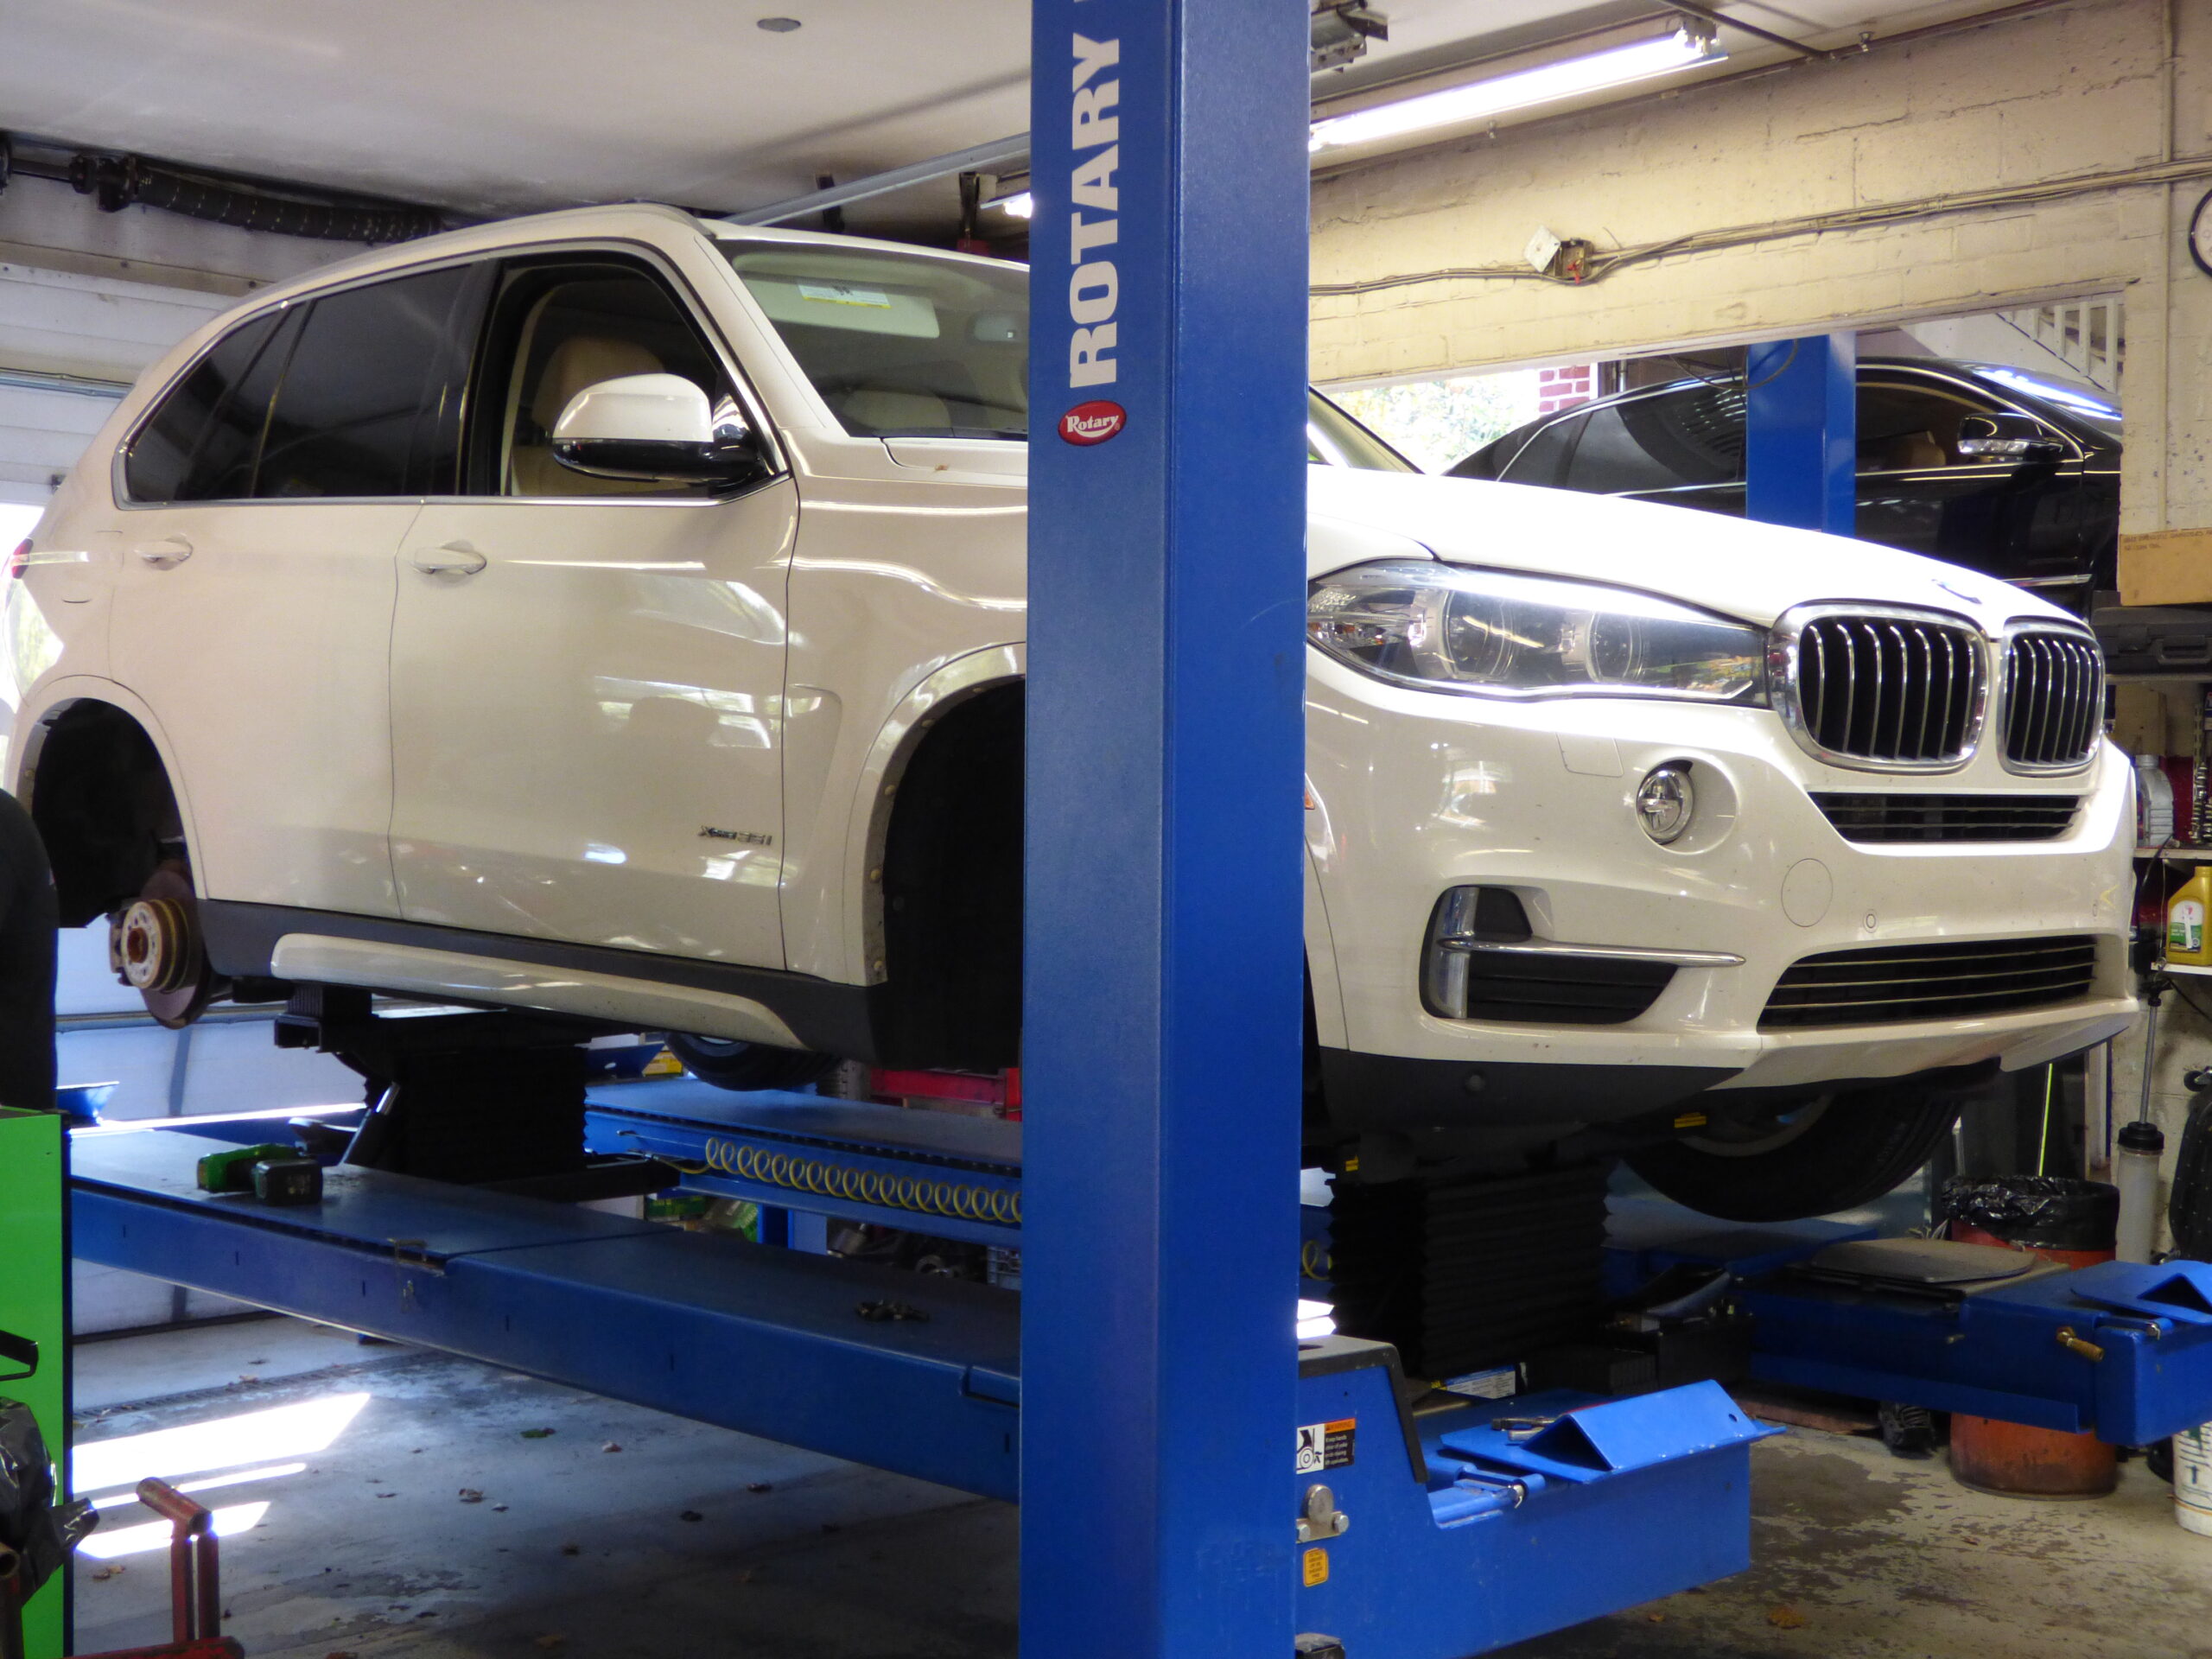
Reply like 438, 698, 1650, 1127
1307, 561, 1766, 702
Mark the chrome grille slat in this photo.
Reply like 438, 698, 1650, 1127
1762, 934, 2099, 1029
1784, 610, 1983, 768
2001, 629, 2102, 771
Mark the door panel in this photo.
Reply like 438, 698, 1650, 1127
390, 486, 798, 964
109, 500, 417, 913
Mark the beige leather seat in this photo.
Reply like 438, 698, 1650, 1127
508, 334, 666, 497
839, 387, 950, 435
1861, 429, 1949, 472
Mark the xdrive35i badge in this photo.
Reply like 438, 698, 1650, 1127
700, 826, 773, 846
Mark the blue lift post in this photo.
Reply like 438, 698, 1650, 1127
1745, 333, 1856, 535
1020, 1, 1313, 1655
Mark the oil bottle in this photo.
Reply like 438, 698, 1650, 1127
2170, 865, 2212, 967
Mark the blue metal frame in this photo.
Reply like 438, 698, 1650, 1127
1745, 333, 1856, 535
1022, 3, 1312, 1656
1294, 1343, 1774, 1656
71, 1124, 1020, 1498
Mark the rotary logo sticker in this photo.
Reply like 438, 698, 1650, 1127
1058, 400, 1127, 445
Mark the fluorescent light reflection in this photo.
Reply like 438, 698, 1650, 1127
79, 1503, 270, 1561
1298, 1299, 1338, 1340
1310, 30, 1722, 152
73, 1392, 371, 1491
85, 1462, 308, 1510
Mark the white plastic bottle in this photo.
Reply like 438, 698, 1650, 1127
2116, 1120, 2166, 1264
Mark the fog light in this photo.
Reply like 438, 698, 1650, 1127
1636, 764, 1694, 844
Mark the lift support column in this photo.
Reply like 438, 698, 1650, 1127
1745, 333, 1856, 536
1021, 1, 1312, 1655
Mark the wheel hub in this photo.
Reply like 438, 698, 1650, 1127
114, 895, 197, 993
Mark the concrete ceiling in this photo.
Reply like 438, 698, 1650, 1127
0, 0, 2017, 236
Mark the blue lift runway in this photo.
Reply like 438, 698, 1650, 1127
68, 1085, 2212, 1658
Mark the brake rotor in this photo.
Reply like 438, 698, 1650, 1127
111, 865, 219, 1028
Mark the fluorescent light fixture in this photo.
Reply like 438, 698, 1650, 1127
1309, 29, 1724, 152
988, 191, 1033, 219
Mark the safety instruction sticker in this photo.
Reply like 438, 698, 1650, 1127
1295, 1418, 1356, 1473
1301, 1547, 1330, 1587
1440, 1365, 1519, 1401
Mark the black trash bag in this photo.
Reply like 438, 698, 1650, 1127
1938, 1175, 2120, 1253
0, 1399, 96, 1596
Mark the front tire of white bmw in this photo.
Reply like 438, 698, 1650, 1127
1623, 1081, 1964, 1222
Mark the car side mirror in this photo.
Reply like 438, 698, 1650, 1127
1956, 412, 2064, 462
551, 373, 766, 486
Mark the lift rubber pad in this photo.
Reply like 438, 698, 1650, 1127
70, 1125, 1023, 1498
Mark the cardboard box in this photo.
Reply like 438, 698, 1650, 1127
2120, 528, 2212, 607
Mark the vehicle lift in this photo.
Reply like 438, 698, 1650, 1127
60, 1071, 2212, 1659
21, 3, 2202, 1656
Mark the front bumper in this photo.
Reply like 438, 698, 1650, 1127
1304, 652, 2136, 1128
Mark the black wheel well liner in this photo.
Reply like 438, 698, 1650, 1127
873, 680, 1024, 1071
21, 700, 179, 927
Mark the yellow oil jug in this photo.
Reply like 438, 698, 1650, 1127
2170, 865, 2212, 967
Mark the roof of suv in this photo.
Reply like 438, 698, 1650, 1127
232, 203, 1014, 314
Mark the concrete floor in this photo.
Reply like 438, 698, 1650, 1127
67, 1319, 2211, 1659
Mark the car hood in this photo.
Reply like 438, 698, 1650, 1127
1306, 467, 2077, 633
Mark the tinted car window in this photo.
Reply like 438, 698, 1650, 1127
1856, 382, 2005, 471
477, 263, 734, 499
1563, 385, 1745, 493
257, 265, 474, 499
1497, 412, 1585, 486
124, 309, 290, 503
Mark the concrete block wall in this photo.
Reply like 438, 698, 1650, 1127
1311, 0, 2212, 536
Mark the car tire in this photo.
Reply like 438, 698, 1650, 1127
666, 1033, 837, 1092
1623, 1081, 1963, 1223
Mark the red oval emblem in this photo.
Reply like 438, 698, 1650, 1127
1058, 400, 1127, 445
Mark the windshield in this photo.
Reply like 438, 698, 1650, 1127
721, 238, 1410, 468
1961, 363, 2122, 443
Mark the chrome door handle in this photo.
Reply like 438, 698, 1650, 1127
410, 541, 486, 577
130, 536, 193, 569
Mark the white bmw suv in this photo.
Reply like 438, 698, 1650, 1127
3, 205, 2135, 1219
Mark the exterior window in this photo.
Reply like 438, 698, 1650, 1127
1563, 386, 1745, 493
257, 265, 474, 499
123, 310, 290, 503
476, 264, 734, 499
1856, 383, 2011, 472
1497, 412, 1585, 486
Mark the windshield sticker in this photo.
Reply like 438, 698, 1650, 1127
1059, 401, 1126, 445
798, 283, 893, 309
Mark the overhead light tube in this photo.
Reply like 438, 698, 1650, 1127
1308, 28, 1724, 153
988, 191, 1034, 218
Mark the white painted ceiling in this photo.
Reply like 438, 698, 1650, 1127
0, 0, 2010, 234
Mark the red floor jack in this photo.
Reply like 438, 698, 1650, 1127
0, 1479, 240, 1659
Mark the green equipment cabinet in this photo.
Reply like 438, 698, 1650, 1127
1, 1107, 69, 1659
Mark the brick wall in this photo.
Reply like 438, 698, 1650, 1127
1534, 363, 1595, 414
1309, 0, 2212, 535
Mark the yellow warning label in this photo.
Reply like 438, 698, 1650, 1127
1302, 1547, 1330, 1587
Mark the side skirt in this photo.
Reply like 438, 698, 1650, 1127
200, 901, 880, 1058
